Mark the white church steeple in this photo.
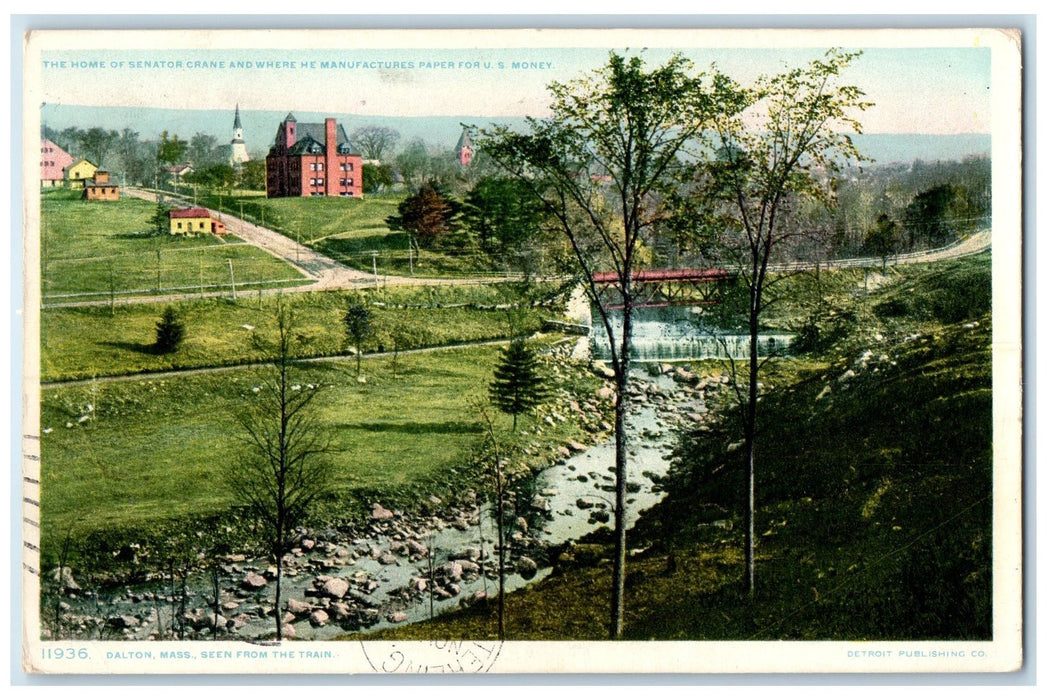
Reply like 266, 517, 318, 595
230, 103, 250, 166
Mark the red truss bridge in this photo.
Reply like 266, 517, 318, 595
592, 268, 734, 309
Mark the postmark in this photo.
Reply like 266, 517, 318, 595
360, 640, 503, 674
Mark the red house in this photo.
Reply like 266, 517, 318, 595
265, 113, 363, 198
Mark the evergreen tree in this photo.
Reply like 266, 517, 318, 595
154, 306, 185, 354
149, 200, 170, 236
489, 339, 548, 432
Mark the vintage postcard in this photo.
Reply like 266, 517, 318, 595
20, 26, 1023, 674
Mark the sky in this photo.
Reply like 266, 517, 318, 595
25, 28, 1001, 136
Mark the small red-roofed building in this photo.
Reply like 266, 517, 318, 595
41, 139, 75, 188
168, 207, 227, 236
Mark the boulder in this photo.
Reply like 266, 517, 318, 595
440, 561, 464, 581
387, 611, 408, 624
406, 539, 429, 558
322, 578, 350, 599
286, 598, 312, 616
281, 623, 297, 639
328, 601, 352, 621
566, 440, 587, 454
309, 609, 329, 627
515, 516, 529, 534
240, 572, 267, 591
517, 556, 538, 580
378, 553, 399, 566
372, 503, 395, 520
300, 539, 316, 552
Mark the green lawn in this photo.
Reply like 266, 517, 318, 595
40, 283, 556, 382
39, 345, 604, 559
40, 190, 306, 299
196, 189, 501, 277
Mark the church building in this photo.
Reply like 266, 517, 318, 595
230, 104, 250, 167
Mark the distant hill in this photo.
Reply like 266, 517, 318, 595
38, 104, 990, 165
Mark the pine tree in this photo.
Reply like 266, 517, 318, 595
154, 306, 185, 354
489, 339, 548, 432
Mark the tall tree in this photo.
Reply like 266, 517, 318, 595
187, 132, 221, 168
395, 139, 431, 187
489, 338, 549, 432
389, 181, 458, 249
462, 176, 552, 274
351, 125, 401, 162
343, 302, 373, 375
864, 213, 900, 272
478, 52, 732, 638
157, 131, 188, 167
703, 48, 869, 594
79, 127, 118, 166
228, 300, 332, 641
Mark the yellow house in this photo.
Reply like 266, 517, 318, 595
168, 207, 226, 236
64, 158, 99, 189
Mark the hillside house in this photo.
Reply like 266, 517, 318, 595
64, 158, 99, 190
82, 171, 120, 201
265, 114, 363, 198
168, 207, 227, 236
41, 139, 75, 188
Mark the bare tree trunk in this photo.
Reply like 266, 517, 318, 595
610, 300, 632, 639
495, 457, 507, 641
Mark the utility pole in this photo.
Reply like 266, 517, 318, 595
108, 259, 115, 316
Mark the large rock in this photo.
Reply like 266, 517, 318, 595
440, 561, 463, 582
286, 598, 312, 616
406, 539, 429, 558
378, 552, 399, 566
387, 611, 408, 624
280, 623, 297, 639
322, 578, 350, 599
372, 503, 395, 520
516, 556, 538, 580
309, 610, 330, 627
240, 571, 267, 591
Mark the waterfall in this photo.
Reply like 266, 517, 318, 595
590, 306, 795, 362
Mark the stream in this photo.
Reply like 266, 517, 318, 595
52, 364, 719, 642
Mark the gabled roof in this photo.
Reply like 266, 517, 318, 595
64, 158, 98, 173
169, 208, 212, 219
271, 116, 355, 154
456, 129, 474, 151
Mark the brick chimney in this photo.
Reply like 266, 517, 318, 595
325, 118, 337, 196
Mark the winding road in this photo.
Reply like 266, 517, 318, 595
46, 187, 991, 310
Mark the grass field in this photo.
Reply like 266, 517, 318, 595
195, 189, 500, 276
39, 344, 602, 559
40, 283, 559, 382
40, 189, 307, 299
